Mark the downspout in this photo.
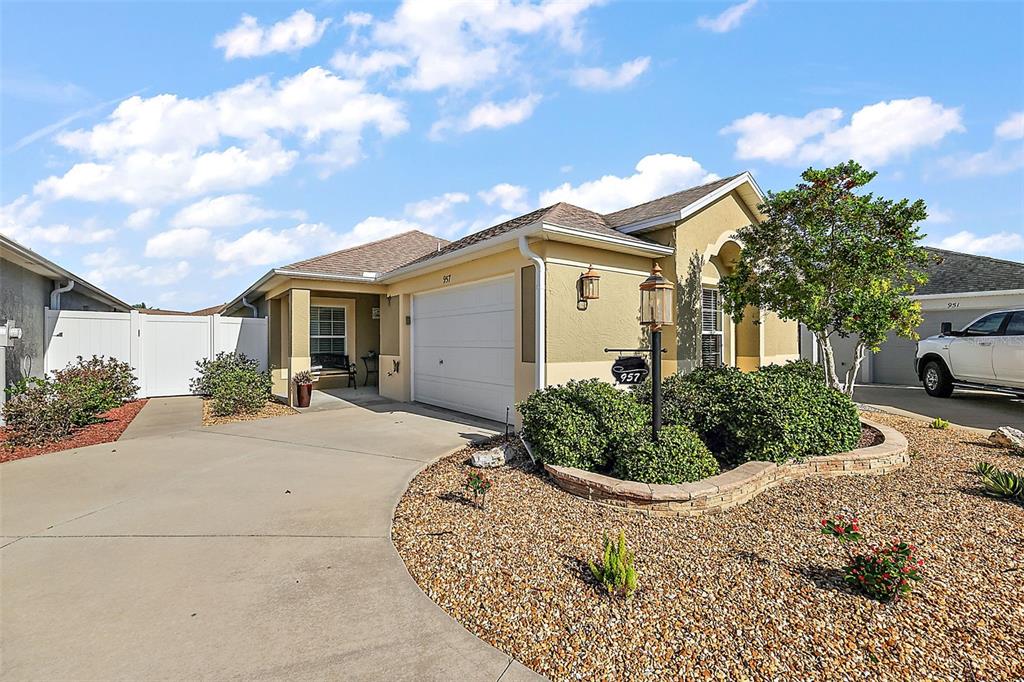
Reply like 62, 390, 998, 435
50, 280, 75, 310
241, 296, 258, 318
517, 236, 545, 390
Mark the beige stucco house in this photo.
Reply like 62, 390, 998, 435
224, 172, 799, 422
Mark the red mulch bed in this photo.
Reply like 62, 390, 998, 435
0, 399, 148, 463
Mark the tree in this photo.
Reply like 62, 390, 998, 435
719, 161, 933, 395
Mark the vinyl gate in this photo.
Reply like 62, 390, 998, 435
44, 309, 267, 397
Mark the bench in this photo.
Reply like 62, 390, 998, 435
310, 353, 357, 389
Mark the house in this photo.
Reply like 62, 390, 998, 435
1, 234, 131, 419
800, 247, 1024, 386
224, 172, 799, 421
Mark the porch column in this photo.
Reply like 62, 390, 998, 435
268, 297, 288, 398
288, 288, 311, 406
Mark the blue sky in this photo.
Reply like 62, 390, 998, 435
2, 0, 1022, 310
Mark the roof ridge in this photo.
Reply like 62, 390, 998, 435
924, 245, 1024, 268
283, 229, 446, 270
602, 172, 746, 219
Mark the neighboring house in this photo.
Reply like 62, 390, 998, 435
800, 247, 1024, 386
225, 172, 799, 421
1, 234, 130, 416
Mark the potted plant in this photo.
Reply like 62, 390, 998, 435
292, 370, 314, 408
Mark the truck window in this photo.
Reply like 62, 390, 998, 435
964, 312, 1008, 336
1004, 311, 1024, 336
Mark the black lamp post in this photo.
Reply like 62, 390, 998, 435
639, 264, 673, 441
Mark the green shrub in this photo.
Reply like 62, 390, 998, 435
518, 379, 647, 471
210, 366, 271, 416
2, 378, 75, 446
588, 530, 638, 598
190, 352, 263, 396
613, 425, 719, 484
54, 376, 113, 427
929, 417, 950, 430
637, 365, 861, 467
52, 355, 138, 409
845, 542, 924, 602
980, 467, 1023, 500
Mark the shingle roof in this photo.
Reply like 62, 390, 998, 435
401, 202, 663, 270
603, 174, 744, 228
190, 303, 227, 316
917, 247, 1024, 295
283, 230, 448, 278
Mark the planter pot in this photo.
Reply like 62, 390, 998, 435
295, 382, 313, 408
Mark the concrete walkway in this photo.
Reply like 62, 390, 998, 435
0, 400, 543, 681
118, 395, 203, 440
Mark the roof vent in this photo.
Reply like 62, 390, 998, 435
361, 271, 378, 278
436, 242, 442, 252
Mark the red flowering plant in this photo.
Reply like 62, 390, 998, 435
845, 540, 924, 602
819, 515, 924, 602
464, 471, 493, 510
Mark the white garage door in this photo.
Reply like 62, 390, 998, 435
413, 277, 515, 422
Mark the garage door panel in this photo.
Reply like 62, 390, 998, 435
413, 278, 514, 422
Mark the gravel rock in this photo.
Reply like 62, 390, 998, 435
471, 444, 512, 468
989, 426, 1024, 449
393, 416, 1024, 681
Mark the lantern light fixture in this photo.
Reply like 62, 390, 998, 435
580, 265, 600, 301
639, 263, 673, 328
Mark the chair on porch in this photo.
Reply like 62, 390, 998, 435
310, 352, 358, 389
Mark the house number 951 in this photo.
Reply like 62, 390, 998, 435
442, 274, 452, 284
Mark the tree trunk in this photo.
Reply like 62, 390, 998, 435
843, 340, 867, 397
815, 332, 844, 393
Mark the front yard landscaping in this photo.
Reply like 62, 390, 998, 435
393, 413, 1023, 681
1, 398, 146, 462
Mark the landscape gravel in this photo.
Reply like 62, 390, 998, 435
201, 399, 296, 426
393, 414, 1024, 681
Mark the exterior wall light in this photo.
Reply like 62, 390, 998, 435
579, 265, 600, 300
639, 263, 673, 329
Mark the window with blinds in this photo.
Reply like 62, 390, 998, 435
310, 306, 346, 354
701, 288, 723, 367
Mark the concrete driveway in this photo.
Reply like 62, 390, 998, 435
0, 398, 542, 681
854, 384, 1024, 430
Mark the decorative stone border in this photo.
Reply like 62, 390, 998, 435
544, 418, 909, 517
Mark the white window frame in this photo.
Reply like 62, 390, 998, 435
701, 287, 724, 368
310, 305, 347, 355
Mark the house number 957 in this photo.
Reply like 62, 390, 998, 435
442, 274, 452, 284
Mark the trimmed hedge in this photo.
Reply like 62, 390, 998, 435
518, 379, 647, 471
191, 352, 271, 416
634, 363, 861, 467
613, 425, 719, 484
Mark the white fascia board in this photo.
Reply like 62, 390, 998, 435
911, 288, 1024, 300
617, 172, 764, 235
540, 222, 674, 255
379, 221, 543, 283
224, 268, 380, 314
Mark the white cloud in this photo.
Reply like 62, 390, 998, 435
539, 154, 717, 213
478, 183, 529, 212
938, 146, 1024, 177
36, 67, 408, 204
570, 57, 650, 90
344, 12, 374, 27
171, 194, 304, 229
921, 207, 953, 225
347, 0, 599, 92
721, 108, 842, 163
722, 97, 964, 166
338, 216, 425, 249
697, 0, 758, 33
125, 207, 159, 230
330, 50, 409, 78
145, 228, 211, 258
0, 195, 114, 247
404, 192, 469, 221
84, 247, 191, 287
214, 222, 336, 268
927, 230, 1024, 259
214, 10, 330, 60
995, 112, 1024, 140
433, 94, 542, 139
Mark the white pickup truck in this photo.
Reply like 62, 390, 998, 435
916, 308, 1024, 397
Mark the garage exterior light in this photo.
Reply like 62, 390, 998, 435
580, 265, 600, 301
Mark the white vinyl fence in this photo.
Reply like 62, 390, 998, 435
44, 309, 267, 397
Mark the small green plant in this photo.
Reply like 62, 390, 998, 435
974, 461, 997, 477
292, 370, 314, 386
193, 352, 271, 416
845, 541, 924, 602
819, 515, 924, 601
980, 467, 1024, 500
929, 417, 950, 430
588, 530, 638, 598
463, 471, 493, 510
1, 378, 75, 447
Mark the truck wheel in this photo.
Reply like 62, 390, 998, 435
922, 360, 954, 398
